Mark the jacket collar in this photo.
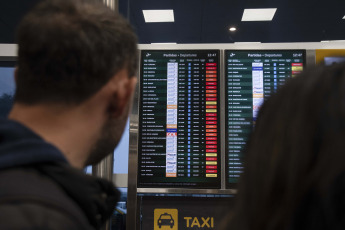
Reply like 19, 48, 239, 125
0, 118, 119, 228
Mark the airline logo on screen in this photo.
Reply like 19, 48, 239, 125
154, 208, 216, 229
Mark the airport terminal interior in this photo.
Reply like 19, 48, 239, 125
0, 0, 345, 229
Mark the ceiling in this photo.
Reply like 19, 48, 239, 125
0, 0, 42, 44
0, 0, 344, 44
126, 0, 345, 44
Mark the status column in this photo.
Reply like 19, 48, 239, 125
205, 63, 218, 178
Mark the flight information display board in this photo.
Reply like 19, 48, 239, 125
225, 50, 305, 188
138, 50, 220, 188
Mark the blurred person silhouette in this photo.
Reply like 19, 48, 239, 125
0, 0, 137, 229
222, 63, 345, 230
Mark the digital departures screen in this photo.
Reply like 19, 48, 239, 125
138, 50, 221, 188
225, 50, 306, 188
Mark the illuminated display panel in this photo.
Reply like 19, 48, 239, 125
225, 50, 306, 188
138, 50, 221, 188
315, 49, 345, 65
0, 61, 16, 119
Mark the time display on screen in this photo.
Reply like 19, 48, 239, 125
138, 50, 221, 188
225, 50, 305, 188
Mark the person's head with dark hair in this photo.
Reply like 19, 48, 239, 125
0, 1, 137, 228
9, 0, 138, 168
224, 63, 345, 230
15, 0, 137, 105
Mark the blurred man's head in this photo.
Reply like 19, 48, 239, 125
13, 0, 138, 166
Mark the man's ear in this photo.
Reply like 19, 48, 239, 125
110, 75, 137, 118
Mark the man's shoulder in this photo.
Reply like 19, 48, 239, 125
0, 166, 94, 230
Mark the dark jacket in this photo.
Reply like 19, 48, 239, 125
0, 119, 120, 230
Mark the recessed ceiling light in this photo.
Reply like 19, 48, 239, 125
241, 8, 277, 21
343, 15, 345, 19
229, 27, 237, 31
235, 42, 261, 44
151, 43, 177, 44
143, 10, 174, 23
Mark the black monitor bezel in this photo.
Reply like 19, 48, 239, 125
137, 49, 221, 189
224, 49, 307, 189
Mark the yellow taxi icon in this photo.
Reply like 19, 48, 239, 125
158, 213, 174, 228
154, 209, 178, 230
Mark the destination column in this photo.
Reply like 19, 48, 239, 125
140, 58, 167, 178
227, 57, 252, 183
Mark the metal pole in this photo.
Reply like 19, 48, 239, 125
93, 154, 114, 180
102, 0, 118, 11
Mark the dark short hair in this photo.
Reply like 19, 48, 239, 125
15, 0, 138, 105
